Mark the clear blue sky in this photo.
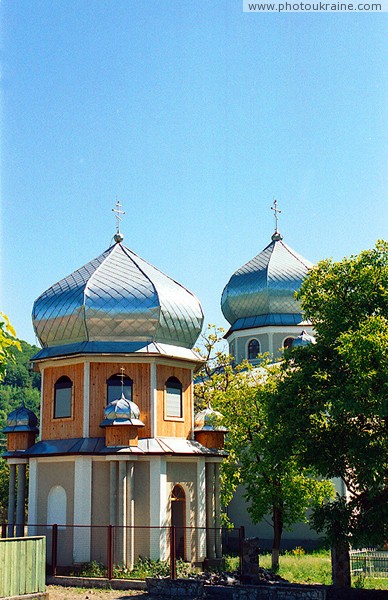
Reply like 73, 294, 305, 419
1, 0, 387, 345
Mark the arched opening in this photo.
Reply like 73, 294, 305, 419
247, 338, 260, 360
54, 376, 73, 418
47, 485, 67, 526
106, 373, 133, 404
165, 377, 183, 419
171, 484, 186, 560
284, 337, 295, 350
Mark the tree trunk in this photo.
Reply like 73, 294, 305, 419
331, 541, 351, 587
272, 506, 283, 571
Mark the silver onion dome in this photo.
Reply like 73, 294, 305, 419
32, 242, 203, 350
100, 393, 145, 428
221, 235, 312, 330
292, 329, 316, 347
3, 404, 39, 433
194, 406, 227, 432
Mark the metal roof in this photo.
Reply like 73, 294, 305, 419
3, 405, 39, 434
32, 242, 204, 352
194, 406, 228, 432
30, 340, 203, 363
221, 236, 312, 328
5, 437, 226, 458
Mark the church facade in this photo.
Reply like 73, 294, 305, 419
3, 201, 329, 559
4, 219, 226, 567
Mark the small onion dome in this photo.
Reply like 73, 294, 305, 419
194, 406, 227, 451
3, 404, 39, 434
194, 406, 227, 432
292, 330, 316, 348
100, 393, 145, 428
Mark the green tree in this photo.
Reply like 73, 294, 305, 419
194, 326, 334, 571
0, 313, 21, 382
277, 241, 388, 586
0, 314, 41, 520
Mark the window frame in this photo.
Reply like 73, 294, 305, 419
247, 338, 261, 361
164, 376, 184, 421
53, 376, 73, 420
283, 336, 296, 350
106, 373, 133, 405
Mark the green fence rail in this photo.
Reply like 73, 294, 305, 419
350, 549, 388, 578
0, 536, 46, 598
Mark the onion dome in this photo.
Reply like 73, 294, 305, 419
3, 404, 39, 433
100, 393, 145, 428
32, 241, 203, 351
194, 406, 227, 432
221, 233, 312, 332
292, 329, 316, 348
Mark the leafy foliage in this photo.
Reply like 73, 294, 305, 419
275, 241, 388, 584
0, 313, 21, 383
0, 314, 41, 520
194, 326, 334, 570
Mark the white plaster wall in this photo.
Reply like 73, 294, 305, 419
227, 485, 321, 549
37, 461, 75, 566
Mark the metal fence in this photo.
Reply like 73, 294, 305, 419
350, 548, 388, 578
2, 523, 244, 581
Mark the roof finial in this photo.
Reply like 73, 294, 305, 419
112, 198, 125, 243
120, 366, 125, 396
271, 198, 283, 241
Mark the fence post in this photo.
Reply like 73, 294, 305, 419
51, 524, 58, 576
1, 523, 6, 538
107, 525, 114, 580
239, 525, 245, 584
170, 525, 176, 580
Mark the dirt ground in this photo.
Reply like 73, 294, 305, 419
46, 585, 148, 599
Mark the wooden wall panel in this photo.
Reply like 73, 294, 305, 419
105, 426, 139, 447
89, 362, 151, 438
41, 364, 84, 440
6, 432, 37, 451
156, 365, 192, 439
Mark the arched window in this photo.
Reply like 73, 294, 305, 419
54, 376, 73, 418
47, 485, 67, 526
165, 377, 182, 419
247, 339, 260, 360
106, 373, 133, 404
171, 485, 186, 559
284, 337, 295, 350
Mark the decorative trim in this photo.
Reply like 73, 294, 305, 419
34, 354, 200, 370
73, 456, 92, 562
245, 337, 261, 361
227, 324, 314, 343
196, 459, 206, 560
150, 362, 157, 438
39, 369, 44, 439
27, 459, 38, 535
83, 362, 90, 437
149, 457, 168, 560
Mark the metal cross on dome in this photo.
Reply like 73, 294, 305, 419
120, 366, 125, 396
271, 198, 281, 233
112, 199, 125, 242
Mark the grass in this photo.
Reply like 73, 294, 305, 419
260, 550, 332, 586
71, 552, 388, 590
259, 550, 388, 590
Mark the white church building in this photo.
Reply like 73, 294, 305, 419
3, 208, 227, 567
3, 201, 329, 562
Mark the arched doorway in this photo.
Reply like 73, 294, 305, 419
171, 484, 186, 560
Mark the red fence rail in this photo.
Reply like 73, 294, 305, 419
1, 522, 245, 581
